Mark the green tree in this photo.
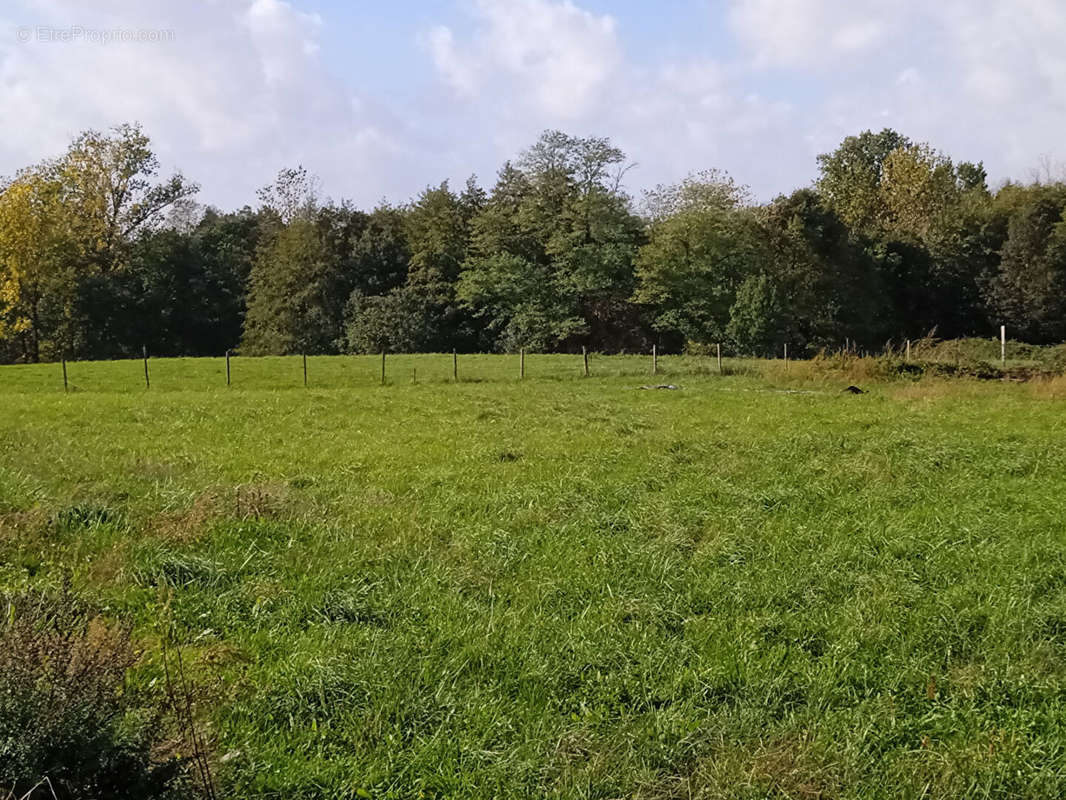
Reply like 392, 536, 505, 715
350, 204, 410, 297
755, 188, 888, 351
402, 180, 481, 350
58, 123, 196, 276
77, 207, 263, 358
242, 217, 334, 354
242, 167, 371, 355
987, 184, 1066, 342
634, 171, 764, 346
459, 131, 644, 351
341, 288, 435, 354
816, 128, 912, 233
726, 273, 785, 355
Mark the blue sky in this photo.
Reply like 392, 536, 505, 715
2, 0, 1065, 210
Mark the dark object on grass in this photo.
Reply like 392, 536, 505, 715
843, 385, 865, 394
639, 384, 680, 390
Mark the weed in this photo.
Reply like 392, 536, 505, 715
0, 585, 189, 799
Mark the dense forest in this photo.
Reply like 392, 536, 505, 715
2, 123, 1065, 364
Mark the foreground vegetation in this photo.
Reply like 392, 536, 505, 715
3, 355, 1066, 798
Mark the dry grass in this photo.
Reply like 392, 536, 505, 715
1026, 373, 1066, 400
0, 509, 48, 543
151, 491, 224, 543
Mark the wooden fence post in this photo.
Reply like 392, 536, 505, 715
453, 349, 458, 382
582, 346, 589, 377
784, 343, 788, 372
302, 353, 308, 387
716, 343, 722, 374
1000, 325, 1006, 365
905, 339, 911, 362
652, 344, 658, 375
381, 351, 386, 385
62, 358, 68, 393
143, 346, 150, 390
520, 348, 525, 380
226, 350, 231, 386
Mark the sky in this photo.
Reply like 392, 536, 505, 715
2, 0, 1065, 210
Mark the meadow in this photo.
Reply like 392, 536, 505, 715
3, 354, 1066, 798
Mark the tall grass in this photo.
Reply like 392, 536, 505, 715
2, 356, 1066, 797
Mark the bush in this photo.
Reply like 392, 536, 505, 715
340, 288, 436, 354
0, 587, 188, 799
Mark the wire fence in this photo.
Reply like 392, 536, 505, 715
1, 349, 753, 394
1, 329, 1059, 394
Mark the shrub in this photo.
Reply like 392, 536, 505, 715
0, 587, 188, 799
340, 288, 436, 354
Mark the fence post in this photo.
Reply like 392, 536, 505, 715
520, 348, 525, 380
905, 339, 911, 362
143, 345, 150, 390
62, 357, 68, 393
453, 349, 458, 382
716, 343, 722, 374
302, 352, 307, 387
784, 343, 788, 372
381, 350, 386, 385
1000, 325, 1006, 365
226, 350, 231, 386
582, 346, 589, 377
652, 344, 658, 375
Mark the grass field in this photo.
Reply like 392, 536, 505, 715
3, 355, 1066, 798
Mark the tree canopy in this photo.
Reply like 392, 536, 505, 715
3, 124, 1066, 363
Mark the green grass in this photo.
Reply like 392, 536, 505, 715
3, 355, 1066, 798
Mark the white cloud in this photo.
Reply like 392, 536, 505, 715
243, 0, 322, 88
725, 0, 1066, 187
0, 0, 422, 208
423, 25, 477, 96
418, 1, 808, 200
3, 0, 1066, 209
727, 0, 895, 68
423, 0, 622, 119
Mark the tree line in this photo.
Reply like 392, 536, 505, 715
3, 124, 1066, 364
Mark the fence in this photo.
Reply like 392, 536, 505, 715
10, 348, 744, 394
2, 328, 1055, 394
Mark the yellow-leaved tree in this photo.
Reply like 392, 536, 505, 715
0, 123, 195, 361
0, 167, 70, 362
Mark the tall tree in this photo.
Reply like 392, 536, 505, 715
77, 207, 264, 358
753, 188, 888, 352
242, 204, 366, 355
0, 170, 69, 361
401, 180, 482, 350
459, 132, 644, 352
987, 184, 1066, 342
0, 124, 195, 360
58, 123, 196, 275
816, 129, 912, 234
633, 171, 763, 347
